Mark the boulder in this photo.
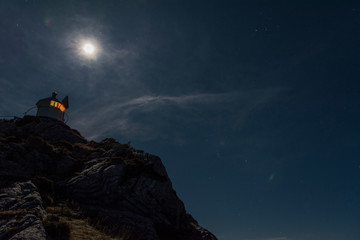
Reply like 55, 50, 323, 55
0, 181, 47, 240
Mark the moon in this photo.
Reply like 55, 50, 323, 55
77, 38, 100, 60
83, 43, 95, 54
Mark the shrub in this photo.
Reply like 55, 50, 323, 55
32, 177, 54, 206
44, 220, 71, 240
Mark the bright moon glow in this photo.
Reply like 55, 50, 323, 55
77, 39, 100, 60
83, 43, 95, 54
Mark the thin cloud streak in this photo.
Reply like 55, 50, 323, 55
70, 88, 284, 141
70, 92, 233, 139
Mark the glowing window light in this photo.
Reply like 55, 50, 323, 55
50, 100, 66, 112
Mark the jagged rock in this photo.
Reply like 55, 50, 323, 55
0, 116, 86, 144
67, 159, 126, 202
0, 181, 47, 240
0, 117, 217, 240
133, 150, 168, 178
66, 144, 216, 240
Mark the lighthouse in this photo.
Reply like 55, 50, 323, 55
36, 92, 69, 122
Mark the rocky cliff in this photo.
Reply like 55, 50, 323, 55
0, 116, 217, 240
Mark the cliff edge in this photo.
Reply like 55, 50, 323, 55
0, 116, 217, 240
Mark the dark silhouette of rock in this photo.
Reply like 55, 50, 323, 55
0, 116, 86, 144
0, 116, 217, 240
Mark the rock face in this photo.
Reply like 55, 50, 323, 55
0, 181, 47, 240
0, 116, 217, 240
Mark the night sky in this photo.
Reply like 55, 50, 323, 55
1, 1, 360, 239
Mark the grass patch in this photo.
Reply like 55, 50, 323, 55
45, 205, 120, 240
0, 135, 23, 144
0, 209, 23, 219
73, 142, 106, 154
0, 208, 42, 220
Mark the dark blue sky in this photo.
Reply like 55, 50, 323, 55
1, 1, 360, 239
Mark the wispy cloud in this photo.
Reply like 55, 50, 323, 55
69, 87, 284, 141
70, 92, 232, 140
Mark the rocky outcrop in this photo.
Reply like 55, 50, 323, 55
0, 116, 217, 240
0, 116, 86, 144
0, 181, 46, 240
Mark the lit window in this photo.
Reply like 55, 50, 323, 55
50, 100, 66, 112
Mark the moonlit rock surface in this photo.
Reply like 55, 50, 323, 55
0, 116, 217, 240
0, 181, 47, 240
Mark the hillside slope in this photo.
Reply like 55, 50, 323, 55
0, 116, 217, 240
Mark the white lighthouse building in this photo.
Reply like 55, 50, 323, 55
36, 92, 69, 122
